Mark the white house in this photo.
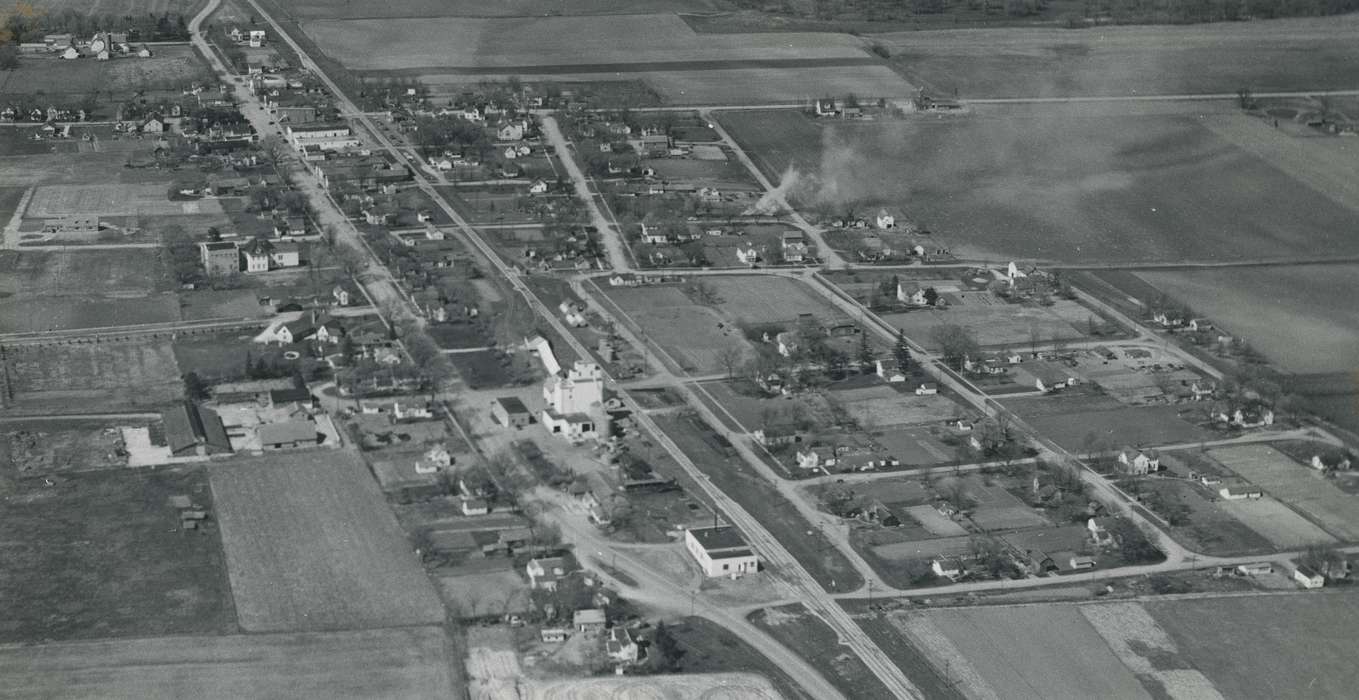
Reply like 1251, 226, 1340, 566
1118, 448, 1160, 475
639, 223, 668, 245
605, 627, 639, 663
497, 122, 525, 141
897, 282, 928, 306
684, 525, 759, 577
574, 608, 606, 633
1087, 517, 1116, 546
931, 557, 963, 579
526, 556, 567, 591
248, 29, 266, 47
1012, 361, 1076, 393
875, 209, 895, 229
416, 444, 452, 475
795, 446, 836, 470
528, 179, 548, 194
1069, 555, 1097, 570
876, 358, 907, 383
1236, 562, 1273, 576
914, 382, 939, 396
1294, 564, 1325, 589
735, 245, 760, 265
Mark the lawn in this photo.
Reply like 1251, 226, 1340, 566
172, 332, 288, 381
749, 604, 895, 700
877, 16, 1359, 98
653, 413, 862, 593
1135, 265, 1359, 374
0, 626, 456, 698
1145, 593, 1359, 700
880, 298, 1090, 350
598, 284, 755, 375
208, 451, 446, 632
1005, 395, 1211, 451
717, 108, 1359, 264
0, 466, 234, 643
1209, 444, 1359, 541
657, 616, 815, 700
2, 339, 183, 414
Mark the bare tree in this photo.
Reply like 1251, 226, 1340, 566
715, 345, 744, 379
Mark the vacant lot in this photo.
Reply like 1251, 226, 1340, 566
1006, 395, 1211, 451
1137, 265, 1359, 374
923, 605, 1151, 699
1217, 496, 1337, 548
881, 299, 1089, 350
663, 617, 814, 700
718, 109, 1359, 264
0, 626, 455, 699
599, 284, 754, 375
0, 47, 211, 96
303, 14, 867, 70
0, 249, 178, 332
1145, 592, 1359, 699
26, 184, 220, 218
2, 339, 182, 414
831, 384, 959, 428
209, 452, 445, 632
1210, 444, 1359, 541
1, 418, 139, 474
749, 604, 894, 700
707, 275, 849, 326
877, 16, 1359, 98
700, 380, 835, 431
0, 466, 233, 643
1133, 476, 1276, 555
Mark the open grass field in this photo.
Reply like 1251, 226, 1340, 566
830, 384, 959, 427
301, 14, 867, 70
877, 16, 1359, 98
1006, 395, 1211, 450
208, 451, 445, 632
26, 184, 222, 218
281, 0, 729, 19
0, 47, 212, 96
0, 626, 456, 699
1210, 444, 1359, 541
23, 0, 202, 14
699, 380, 836, 430
706, 274, 849, 326
0, 466, 234, 643
1136, 265, 1359, 375
1144, 592, 1359, 700
0, 249, 178, 333
2, 339, 183, 414
1133, 477, 1277, 555
718, 108, 1359, 264
1217, 496, 1337, 548
663, 617, 814, 700
749, 604, 895, 700
599, 284, 755, 375
654, 413, 862, 592
922, 605, 1152, 699
881, 299, 1089, 350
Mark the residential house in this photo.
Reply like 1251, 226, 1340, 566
875, 209, 895, 229
897, 282, 929, 306
1311, 453, 1353, 472
931, 557, 963, 579
496, 122, 525, 141
605, 627, 639, 664
162, 401, 233, 456
914, 382, 939, 396
573, 609, 606, 634
796, 446, 836, 470
752, 426, 801, 447
1069, 555, 1097, 570
814, 98, 838, 117
608, 273, 642, 287
1012, 361, 1076, 393
1236, 562, 1273, 576
417, 444, 453, 475
684, 525, 759, 577
274, 216, 306, 237
1087, 517, 1116, 546
875, 358, 908, 383
781, 231, 808, 263
1118, 447, 1160, 475
639, 223, 668, 245
528, 179, 548, 195
526, 556, 568, 591
492, 396, 533, 429
735, 245, 760, 266
540, 628, 569, 643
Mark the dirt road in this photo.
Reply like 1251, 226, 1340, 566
540, 116, 631, 272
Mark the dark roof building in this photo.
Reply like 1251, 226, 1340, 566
163, 401, 233, 456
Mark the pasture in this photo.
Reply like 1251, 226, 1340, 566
717, 108, 1359, 264
877, 16, 1359, 98
0, 46, 212, 96
1209, 444, 1359, 541
26, 184, 221, 218
301, 14, 868, 70
1145, 592, 1359, 700
0, 466, 233, 643
1137, 265, 1359, 374
209, 452, 446, 632
1, 339, 182, 414
0, 626, 456, 699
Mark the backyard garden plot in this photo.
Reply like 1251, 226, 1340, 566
301, 14, 868, 70
1209, 444, 1359, 541
2, 339, 182, 414
0, 466, 233, 644
1145, 592, 1359, 700
923, 605, 1152, 700
209, 452, 445, 633
25, 184, 218, 218
880, 299, 1088, 350
599, 284, 754, 375
1137, 265, 1359, 374
831, 384, 960, 427
1216, 497, 1336, 548
717, 108, 1359, 264
0, 626, 455, 699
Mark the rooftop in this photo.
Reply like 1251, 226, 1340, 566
687, 525, 749, 554
257, 420, 317, 445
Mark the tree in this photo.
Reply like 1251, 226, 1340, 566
893, 329, 911, 373
182, 371, 210, 401
1109, 518, 1162, 564
922, 287, 939, 306
650, 621, 685, 672
0, 44, 19, 71
1236, 87, 1253, 110
856, 328, 874, 373
932, 324, 980, 369
715, 345, 743, 379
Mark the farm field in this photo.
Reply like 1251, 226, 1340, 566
208, 452, 446, 632
1144, 592, 1359, 699
717, 108, 1359, 264
1005, 395, 1211, 450
301, 14, 868, 70
527, 673, 782, 699
1209, 444, 1359, 541
280, 0, 729, 19
1, 339, 183, 414
1136, 265, 1359, 374
0, 249, 179, 333
876, 15, 1359, 98
0, 466, 234, 643
0, 46, 212, 96
749, 604, 895, 700
23, 0, 201, 14
0, 626, 456, 699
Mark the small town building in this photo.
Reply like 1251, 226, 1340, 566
200, 240, 240, 276
684, 525, 759, 578
162, 401, 233, 456
1236, 562, 1273, 576
258, 420, 320, 449
492, 396, 533, 428
573, 608, 606, 634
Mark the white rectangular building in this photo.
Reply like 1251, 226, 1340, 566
684, 525, 759, 578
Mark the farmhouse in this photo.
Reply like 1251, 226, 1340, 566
684, 525, 759, 578
492, 396, 533, 428
914, 382, 939, 396
875, 209, 896, 229
606, 627, 639, 664
876, 357, 908, 383
752, 426, 801, 447
897, 281, 930, 306
257, 420, 321, 449
932, 557, 964, 579
1118, 447, 1160, 475
162, 401, 233, 457
526, 556, 569, 591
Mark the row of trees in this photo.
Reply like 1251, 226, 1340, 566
2, 4, 189, 44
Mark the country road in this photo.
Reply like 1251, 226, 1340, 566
539, 116, 632, 272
